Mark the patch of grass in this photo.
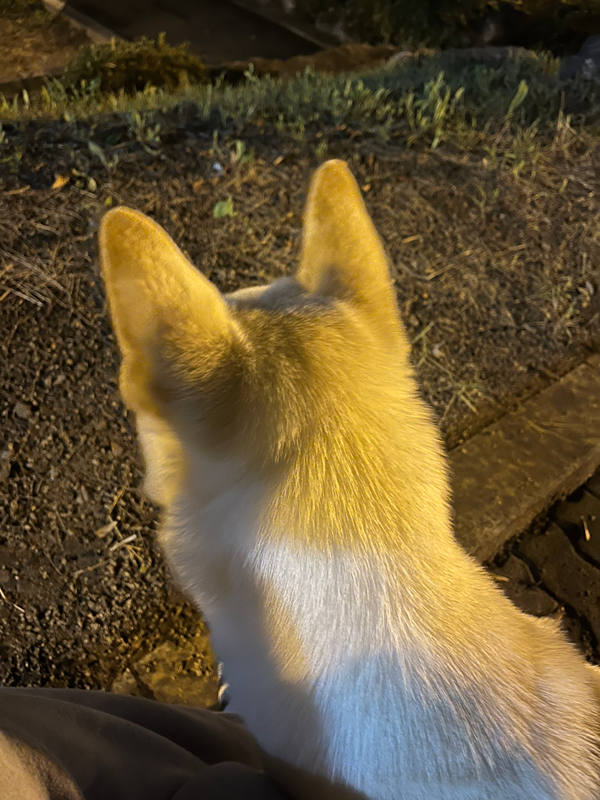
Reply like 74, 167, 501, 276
60, 34, 207, 95
1, 48, 600, 237
1, 48, 598, 153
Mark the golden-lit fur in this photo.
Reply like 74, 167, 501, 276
99, 160, 600, 800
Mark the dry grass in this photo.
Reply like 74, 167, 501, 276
1, 109, 598, 445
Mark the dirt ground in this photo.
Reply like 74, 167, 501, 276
1, 114, 599, 687
0, 3, 90, 89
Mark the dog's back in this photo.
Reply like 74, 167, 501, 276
99, 160, 600, 800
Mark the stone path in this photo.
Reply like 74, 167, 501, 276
492, 467, 600, 663
452, 353, 600, 563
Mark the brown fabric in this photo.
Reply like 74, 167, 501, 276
0, 688, 291, 800
0, 732, 81, 800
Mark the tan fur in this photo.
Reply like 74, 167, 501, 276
100, 160, 600, 800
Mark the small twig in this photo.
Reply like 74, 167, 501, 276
412, 321, 435, 344
3, 287, 43, 307
0, 586, 25, 614
438, 391, 458, 425
109, 486, 126, 515
582, 517, 591, 542
457, 390, 478, 414
64, 436, 87, 464
95, 520, 118, 539
72, 559, 111, 580
109, 534, 137, 552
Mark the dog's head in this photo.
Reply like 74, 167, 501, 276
99, 160, 445, 542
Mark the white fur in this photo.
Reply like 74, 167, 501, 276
140, 436, 599, 800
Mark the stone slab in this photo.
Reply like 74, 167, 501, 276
518, 521, 600, 645
450, 356, 600, 563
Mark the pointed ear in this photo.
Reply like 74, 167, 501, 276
297, 160, 400, 330
99, 207, 234, 414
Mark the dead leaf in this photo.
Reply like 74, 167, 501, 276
95, 520, 118, 539
52, 175, 70, 190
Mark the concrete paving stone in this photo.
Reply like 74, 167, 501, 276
492, 553, 535, 584
451, 358, 600, 562
503, 584, 560, 617
586, 470, 600, 500
517, 522, 600, 644
491, 554, 559, 617
553, 489, 600, 565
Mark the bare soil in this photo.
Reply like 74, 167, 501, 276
0, 115, 599, 687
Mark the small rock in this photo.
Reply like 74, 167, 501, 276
518, 523, 600, 643
493, 553, 534, 584
559, 56, 585, 81
493, 554, 559, 617
110, 441, 123, 457
0, 445, 13, 483
552, 491, 600, 566
14, 402, 31, 420
509, 585, 559, 617
587, 470, 600, 499
111, 668, 145, 697
559, 36, 600, 82
579, 35, 600, 62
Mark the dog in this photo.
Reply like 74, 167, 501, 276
99, 160, 600, 800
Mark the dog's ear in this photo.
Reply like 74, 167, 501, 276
297, 160, 399, 332
99, 207, 236, 414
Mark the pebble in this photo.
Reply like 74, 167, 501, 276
559, 35, 600, 81
14, 402, 31, 420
